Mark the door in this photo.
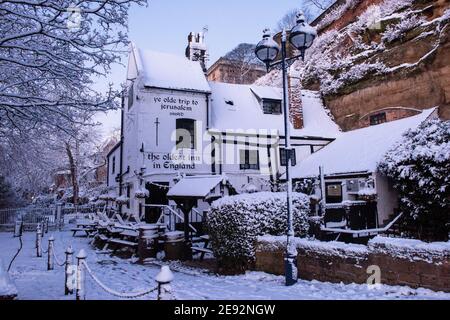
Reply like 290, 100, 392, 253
145, 182, 169, 223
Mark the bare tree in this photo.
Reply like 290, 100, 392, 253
0, 0, 146, 138
275, 0, 334, 32
0, 129, 66, 197
55, 116, 103, 206
275, 7, 315, 33
224, 43, 263, 83
0, 0, 145, 203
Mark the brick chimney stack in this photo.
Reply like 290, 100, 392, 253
288, 70, 304, 129
185, 31, 208, 74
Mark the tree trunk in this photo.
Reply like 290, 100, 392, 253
65, 142, 79, 207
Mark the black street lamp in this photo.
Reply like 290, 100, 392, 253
255, 11, 317, 286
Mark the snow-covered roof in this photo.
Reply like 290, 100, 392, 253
209, 82, 341, 138
291, 108, 437, 178
132, 44, 210, 93
167, 175, 225, 198
250, 85, 282, 100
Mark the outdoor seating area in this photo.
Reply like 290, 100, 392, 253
72, 208, 212, 262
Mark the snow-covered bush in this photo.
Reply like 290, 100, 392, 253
207, 192, 310, 274
378, 119, 450, 241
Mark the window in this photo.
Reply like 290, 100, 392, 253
176, 118, 196, 149
370, 112, 386, 125
128, 84, 134, 110
111, 156, 115, 174
280, 148, 297, 166
346, 179, 359, 192
262, 99, 282, 114
326, 183, 343, 204
240, 149, 259, 170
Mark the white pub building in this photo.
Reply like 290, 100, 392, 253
107, 33, 340, 224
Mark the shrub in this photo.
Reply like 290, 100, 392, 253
378, 119, 450, 241
207, 192, 310, 274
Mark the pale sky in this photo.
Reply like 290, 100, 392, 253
93, 0, 316, 140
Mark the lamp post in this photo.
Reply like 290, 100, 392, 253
255, 11, 316, 286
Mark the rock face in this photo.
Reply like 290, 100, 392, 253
325, 22, 450, 130
308, 0, 450, 131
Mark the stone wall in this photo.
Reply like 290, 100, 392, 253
255, 236, 450, 292
207, 58, 266, 85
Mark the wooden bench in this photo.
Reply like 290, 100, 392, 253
120, 230, 139, 238
191, 235, 212, 260
191, 247, 213, 260
108, 238, 138, 254
97, 234, 109, 242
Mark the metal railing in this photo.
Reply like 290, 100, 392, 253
0, 207, 55, 225
0, 204, 105, 230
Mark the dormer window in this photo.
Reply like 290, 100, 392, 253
262, 99, 282, 115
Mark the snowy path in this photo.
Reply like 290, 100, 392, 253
0, 230, 449, 300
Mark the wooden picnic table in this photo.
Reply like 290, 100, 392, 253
191, 234, 212, 261
113, 223, 137, 231
71, 227, 95, 237
120, 229, 139, 238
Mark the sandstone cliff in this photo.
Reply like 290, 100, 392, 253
257, 0, 450, 131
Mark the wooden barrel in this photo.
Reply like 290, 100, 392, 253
137, 224, 160, 263
164, 231, 191, 261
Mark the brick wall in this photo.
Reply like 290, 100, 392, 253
255, 236, 450, 292
207, 58, 266, 85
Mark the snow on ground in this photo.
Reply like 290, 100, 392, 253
0, 229, 449, 300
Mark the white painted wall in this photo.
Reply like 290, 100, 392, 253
375, 173, 399, 225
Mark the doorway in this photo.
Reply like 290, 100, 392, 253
145, 182, 169, 223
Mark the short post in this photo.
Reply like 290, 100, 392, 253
47, 236, 55, 270
36, 223, 42, 257
76, 249, 87, 300
14, 220, 23, 237
44, 218, 49, 234
65, 246, 74, 295
155, 265, 174, 300
56, 204, 62, 230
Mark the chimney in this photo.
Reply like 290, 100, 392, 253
185, 31, 208, 74
288, 70, 304, 129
